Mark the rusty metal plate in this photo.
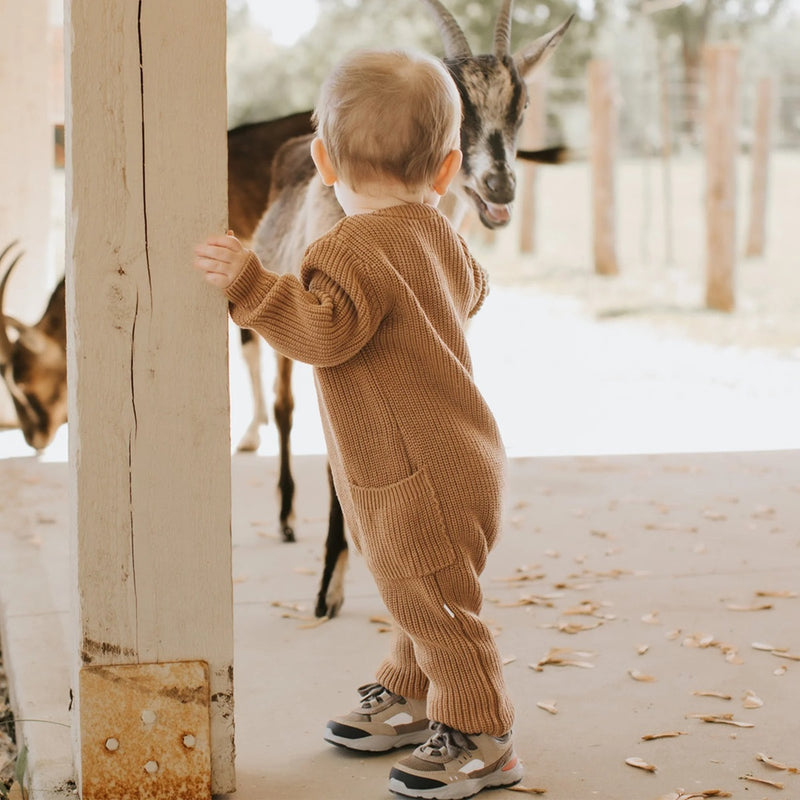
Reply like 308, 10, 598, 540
79, 661, 211, 800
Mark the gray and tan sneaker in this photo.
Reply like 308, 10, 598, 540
388, 722, 523, 799
324, 682, 430, 752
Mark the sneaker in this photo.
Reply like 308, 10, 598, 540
324, 682, 431, 752
388, 723, 523, 799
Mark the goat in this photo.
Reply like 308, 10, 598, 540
246, 0, 572, 618
0, 241, 67, 451
0, 111, 316, 455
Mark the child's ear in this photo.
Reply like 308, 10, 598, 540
311, 137, 337, 186
432, 149, 462, 196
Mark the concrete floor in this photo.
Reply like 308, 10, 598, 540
1, 450, 799, 800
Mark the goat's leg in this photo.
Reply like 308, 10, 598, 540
315, 464, 348, 618
236, 328, 269, 452
273, 353, 296, 542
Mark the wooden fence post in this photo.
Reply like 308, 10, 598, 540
0, 0, 51, 426
65, 2, 234, 797
519, 70, 548, 254
588, 59, 619, 276
703, 44, 739, 311
744, 76, 772, 258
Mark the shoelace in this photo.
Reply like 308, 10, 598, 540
357, 682, 395, 710
419, 722, 474, 760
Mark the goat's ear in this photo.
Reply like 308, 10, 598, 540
310, 137, 337, 186
514, 15, 573, 78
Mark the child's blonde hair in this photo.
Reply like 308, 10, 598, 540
313, 49, 462, 192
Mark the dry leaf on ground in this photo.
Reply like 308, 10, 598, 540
530, 648, 595, 671
626, 756, 657, 772
688, 713, 754, 728
742, 690, 764, 709
641, 731, 688, 741
629, 669, 657, 682
691, 690, 732, 700
739, 774, 784, 789
536, 701, 558, 715
756, 752, 800, 773
506, 787, 547, 795
756, 589, 798, 598
726, 602, 772, 612
655, 792, 732, 799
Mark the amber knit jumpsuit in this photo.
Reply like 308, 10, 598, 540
226, 203, 514, 736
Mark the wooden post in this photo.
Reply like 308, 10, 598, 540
588, 59, 619, 276
744, 76, 772, 258
704, 44, 739, 311
0, 0, 51, 425
519, 70, 548, 254
65, 2, 234, 797
0, 0, 52, 317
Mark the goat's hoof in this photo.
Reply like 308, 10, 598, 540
281, 524, 295, 543
315, 594, 343, 619
236, 436, 259, 453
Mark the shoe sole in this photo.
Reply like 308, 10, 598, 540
388, 761, 524, 799
324, 726, 431, 753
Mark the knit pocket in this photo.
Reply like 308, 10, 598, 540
350, 467, 455, 580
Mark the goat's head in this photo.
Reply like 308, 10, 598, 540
0, 242, 67, 452
421, 0, 572, 229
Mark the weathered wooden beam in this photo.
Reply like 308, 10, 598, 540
65, 0, 233, 795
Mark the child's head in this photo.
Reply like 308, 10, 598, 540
313, 49, 462, 194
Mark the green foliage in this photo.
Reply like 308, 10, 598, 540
226, 0, 596, 126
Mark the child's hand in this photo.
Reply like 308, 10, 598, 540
194, 231, 249, 290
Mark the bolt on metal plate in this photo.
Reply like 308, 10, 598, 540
79, 661, 212, 800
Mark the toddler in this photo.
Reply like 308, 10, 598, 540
194, 48, 520, 800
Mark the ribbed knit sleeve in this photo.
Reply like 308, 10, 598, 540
464, 243, 489, 318
224, 246, 388, 367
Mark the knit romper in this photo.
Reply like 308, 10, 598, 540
226, 203, 514, 736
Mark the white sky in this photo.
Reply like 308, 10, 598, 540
244, 0, 320, 46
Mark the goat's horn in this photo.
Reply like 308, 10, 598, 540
494, 0, 513, 58
419, 0, 472, 59
0, 248, 24, 366
0, 240, 20, 271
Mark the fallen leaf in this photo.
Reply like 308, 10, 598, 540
641, 611, 660, 625
536, 701, 558, 715
656, 791, 732, 799
665, 628, 682, 641
752, 642, 778, 651
742, 690, 764, 709
756, 590, 798, 598
756, 752, 799, 773
625, 756, 657, 772
739, 774, 784, 789
638, 644, 650, 655
702, 510, 727, 521
530, 648, 595, 671
726, 602, 772, 612
771, 650, 800, 661
774, 665, 788, 676
544, 620, 603, 634
688, 714, 754, 728
506, 787, 547, 795
298, 616, 330, 629
629, 669, 657, 682
503, 656, 517, 666
641, 731, 687, 741
691, 690, 732, 700
495, 594, 559, 608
